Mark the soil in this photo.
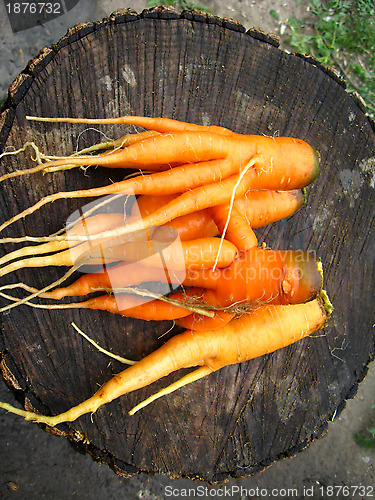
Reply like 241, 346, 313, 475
0, 0, 374, 498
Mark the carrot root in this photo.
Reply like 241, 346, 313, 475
0, 158, 234, 235
128, 366, 213, 415
26, 115, 235, 136
70, 322, 136, 365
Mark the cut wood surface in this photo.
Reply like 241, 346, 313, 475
0, 7, 374, 482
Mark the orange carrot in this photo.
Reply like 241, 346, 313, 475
0, 294, 332, 425
133, 194, 218, 241
159, 211, 218, 241
133, 188, 305, 242
0, 158, 235, 233
73, 162, 263, 245
184, 248, 323, 307
0, 235, 238, 314
108, 236, 238, 270
26, 114, 236, 135
0, 117, 319, 233
2, 187, 301, 273
58, 291, 194, 321
173, 287, 236, 331
4, 247, 322, 332
0, 211, 126, 269
45, 130, 168, 173
208, 203, 258, 251
20, 247, 321, 311
9, 130, 232, 172
234, 189, 305, 228
0, 116, 234, 180
133, 193, 178, 217
0, 211, 136, 277
25, 262, 168, 300
0, 230, 238, 280
18, 124, 318, 187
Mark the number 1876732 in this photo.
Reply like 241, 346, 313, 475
6, 2, 62, 14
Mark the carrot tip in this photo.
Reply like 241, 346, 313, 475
302, 188, 307, 205
319, 289, 334, 319
283, 251, 323, 304
311, 149, 321, 183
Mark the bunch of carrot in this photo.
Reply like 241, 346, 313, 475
0, 115, 332, 424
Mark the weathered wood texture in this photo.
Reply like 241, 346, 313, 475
0, 7, 374, 482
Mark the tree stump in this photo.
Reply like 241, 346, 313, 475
0, 7, 374, 482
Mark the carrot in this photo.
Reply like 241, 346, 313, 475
0, 188, 303, 275
20, 120, 318, 184
0, 192, 172, 271
167, 287, 236, 330
108, 236, 238, 270
0, 283, 216, 320
0, 210, 128, 264
87, 129, 161, 150
183, 248, 323, 307
0, 231, 238, 281
0, 157, 235, 234
1, 247, 323, 332
10, 246, 321, 310
55, 158, 262, 245
26, 114, 236, 135
0, 114, 234, 179
13, 262, 170, 300
135, 189, 305, 241
0, 293, 332, 425
52, 291, 195, 321
0, 233, 238, 314
0, 210, 136, 276
0, 129, 164, 180
0, 188, 305, 289
0, 115, 233, 179
133, 194, 219, 241
157, 211, 218, 241
0, 117, 319, 233
3, 130, 232, 174
136, 189, 305, 230
133, 193, 179, 217
234, 189, 305, 228
208, 203, 258, 251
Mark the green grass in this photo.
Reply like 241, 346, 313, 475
354, 428, 375, 449
354, 404, 375, 449
282, 0, 375, 120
